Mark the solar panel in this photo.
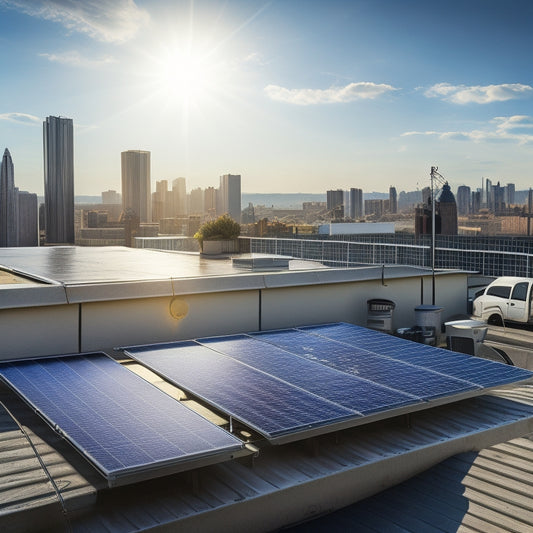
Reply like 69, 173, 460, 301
124, 341, 356, 439
198, 335, 417, 414
296, 323, 533, 388
123, 323, 533, 445
0, 353, 243, 486
250, 329, 480, 400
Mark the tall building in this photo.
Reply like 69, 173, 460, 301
438, 182, 458, 235
389, 186, 397, 214
456, 185, 471, 215
0, 148, 17, 246
121, 150, 151, 223
17, 191, 38, 246
505, 183, 515, 206
326, 189, 344, 220
43, 116, 74, 244
219, 174, 241, 222
189, 187, 204, 215
172, 178, 187, 216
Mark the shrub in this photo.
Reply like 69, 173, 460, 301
194, 214, 240, 249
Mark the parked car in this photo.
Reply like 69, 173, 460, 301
472, 277, 533, 326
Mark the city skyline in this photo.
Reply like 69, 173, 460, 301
1, 1, 533, 196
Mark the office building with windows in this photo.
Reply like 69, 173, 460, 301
0, 148, 17, 247
121, 150, 151, 223
219, 174, 241, 222
43, 116, 74, 244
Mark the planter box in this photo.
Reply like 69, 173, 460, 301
202, 239, 239, 255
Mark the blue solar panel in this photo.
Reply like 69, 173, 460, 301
297, 323, 533, 388
198, 335, 417, 414
125, 342, 355, 439
123, 323, 533, 445
250, 329, 479, 400
0, 353, 243, 484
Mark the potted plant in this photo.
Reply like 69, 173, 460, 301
194, 214, 241, 254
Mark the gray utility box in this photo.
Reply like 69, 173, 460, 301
445, 319, 488, 356
367, 299, 396, 333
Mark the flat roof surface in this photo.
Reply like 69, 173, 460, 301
0, 246, 454, 286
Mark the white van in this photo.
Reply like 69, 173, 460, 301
472, 277, 533, 326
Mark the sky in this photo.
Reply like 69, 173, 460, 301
1, 0, 533, 196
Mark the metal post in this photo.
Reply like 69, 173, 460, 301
431, 167, 436, 305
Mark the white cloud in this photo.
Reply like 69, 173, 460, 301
39, 50, 116, 67
424, 83, 533, 104
1, 0, 149, 43
265, 82, 398, 105
0, 112, 40, 124
401, 115, 533, 144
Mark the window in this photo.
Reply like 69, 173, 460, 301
486, 285, 511, 299
511, 282, 529, 301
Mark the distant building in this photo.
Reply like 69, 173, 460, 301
506, 183, 515, 205
152, 180, 168, 223
343, 188, 363, 220
0, 148, 17, 246
17, 191, 38, 246
204, 187, 216, 218
189, 187, 204, 215
456, 185, 471, 215
439, 182, 458, 235
471, 190, 481, 214
327, 189, 344, 220
389, 186, 397, 214
43, 116, 74, 244
121, 150, 151, 223
219, 174, 241, 222
172, 178, 187, 216
102, 190, 121, 204
365, 199, 384, 218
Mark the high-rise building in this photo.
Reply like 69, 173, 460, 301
389, 186, 397, 214
326, 189, 344, 220
219, 174, 241, 222
172, 178, 187, 216
121, 150, 151, 223
43, 116, 74, 244
505, 183, 515, 205
189, 187, 204, 215
438, 182, 458, 235
152, 180, 168, 223
17, 191, 38, 246
456, 185, 471, 215
0, 148, 17, 246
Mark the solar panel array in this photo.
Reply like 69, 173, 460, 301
125, 323, 533, 443
0, 353, 243, 485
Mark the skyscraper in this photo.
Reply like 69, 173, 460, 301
43, 116, 74, 244
389, 186, 398, 214
17, 191, 38, 246
172, 177, 187, 216
0, 148, 17, 246
218, 174, 241, 222
121, 150, 151, 223
457, 185, 471, 215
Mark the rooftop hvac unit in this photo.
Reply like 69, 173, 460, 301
367, 299, 395, 333
445, 319, 487, 356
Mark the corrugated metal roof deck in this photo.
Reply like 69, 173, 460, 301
287, 436, 533, 532
3, 383, 533, 532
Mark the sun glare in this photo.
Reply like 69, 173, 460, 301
151, 44, 218, 107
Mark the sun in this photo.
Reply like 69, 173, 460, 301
150, 43, 219, 108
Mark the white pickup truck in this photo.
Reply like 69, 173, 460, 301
472, 276, 533, 326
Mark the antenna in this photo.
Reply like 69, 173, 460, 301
430, 166, 447, 305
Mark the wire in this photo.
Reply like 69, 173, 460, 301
0, 399, 73, 532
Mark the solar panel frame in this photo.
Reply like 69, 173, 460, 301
124, 341, 358, 440
123, 323, 533, 445
0, 352, 245, 487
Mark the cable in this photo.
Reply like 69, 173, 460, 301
0, 399, 73, 532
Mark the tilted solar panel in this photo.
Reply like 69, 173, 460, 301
250, 329, 479, 400
0, 353, 243, 486
198, 334, 417, 414
124, 341, 356, 439
124, 323, 533, 445
297, 323, 533, 388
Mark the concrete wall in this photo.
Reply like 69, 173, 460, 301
0, 273, 468, 359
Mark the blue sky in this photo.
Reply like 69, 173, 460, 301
1, 0, 532, 196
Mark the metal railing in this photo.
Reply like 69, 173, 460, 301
241, 235, 533, 278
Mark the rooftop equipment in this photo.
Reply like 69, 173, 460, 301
366, 299, 396, 333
